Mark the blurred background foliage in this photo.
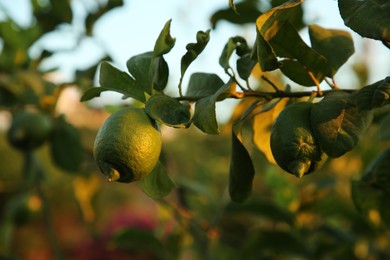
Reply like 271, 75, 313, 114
0, 0, 390, 259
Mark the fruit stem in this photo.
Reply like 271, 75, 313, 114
107, 169, 120, 182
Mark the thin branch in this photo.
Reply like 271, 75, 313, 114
174, 88, 357, 102
261, 75, 281, 92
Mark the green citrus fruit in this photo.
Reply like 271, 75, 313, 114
93, 107, 162, 183
7, 110, 52, 151
270, 102, 326, 178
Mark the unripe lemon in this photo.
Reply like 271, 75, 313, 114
7, 110, 52, 151
93, 108, 162, 183
270, 102, 326, 178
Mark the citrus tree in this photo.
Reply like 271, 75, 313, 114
79, 1, 390, 257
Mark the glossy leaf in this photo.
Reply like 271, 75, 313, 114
309, 24, 355, 77
311, 92, 373, 158
356, 77, 390, 111
49, 115, 83, 173
180, 30, 211, 80
145, 95, 191, 128
91, 61, 146, 102
253, 98, 289, 164
139, 161, 175, 199
219, 36, 250, 70
338, 0, 390, 42
229, 128, 255, 203
126, 52, 153, 94
254, 31, 280, 71
192, 81, 234, 134
186, 73, 225, 98
153, 19, 176, 57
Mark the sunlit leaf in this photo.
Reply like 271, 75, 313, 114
139, 161, 175, 199
356, 77, 390, 111
309, 24, 355, 77
180, 30, 210, 80
153, 19, 176, 57
186, 73, 225, 98
98, 61, 146, 102
253, 98, 289, 164
49, 115, 83, 173
145, 94, 191, 128
338, 0, 390, 42
229, 128, 255, 203
126, 52, 153, 94
192, 81, 234, 134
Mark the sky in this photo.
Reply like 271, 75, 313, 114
0, 0, 389, 122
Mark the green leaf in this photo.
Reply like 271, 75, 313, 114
153, 19, 176, 57
228, 128, 255, 203
225, 199, 295, 225
379, 113, 390, 140
98, 61, 146, 102
49, 115, 83, 173
210, 1, 263, 28
192, 81, 233, 134
338, 0, 390, 42
356, 77, 390, 111
309, 24, 355, 77
180, 30, 211, 80
186, 73, 225, 98
360, 148, 390, 192
254, 31, 280, 71
150, 56, 169, 92
279, 59, 319, 86
145, 95, 191, 128
126, 52, 153, 94
80, 87, 109, 102
255, 1, 327, 85
311, 92, 373, 158
219, 36, 250, 70
236, 53, 257, 81
139, 161, 175, 199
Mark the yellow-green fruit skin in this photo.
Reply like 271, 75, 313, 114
93, 108, 162, 183
7, 110, 52, 151
270, 102, 326, 178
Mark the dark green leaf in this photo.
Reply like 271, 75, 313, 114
254, 30, 280, 71
309, 24, 355, 77
153, 19, 176, 57
99, 61, 146, 103
280, 59, 319, 86
192, 81, 233, 134
338, 0, 390, 42
180, 30, 211, 79
228, 128, 255, 203
151, 56, 169, 92
186, 73, 225, 98
219, 36, 250, 70
126, 52, 153, 94
236, 53, 257, 81
360, 148, 390, 192
145, 95, 191, 128
49, 115, 83, 173
356, 77, 390, 111
80, 87, 110, 102
210, 1, 263, 28
139, 161, 175, 199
